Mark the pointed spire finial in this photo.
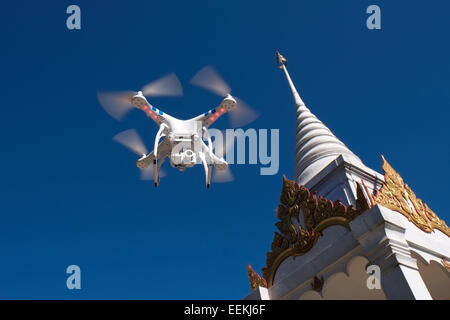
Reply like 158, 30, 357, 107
276, 50, 304, 107
276, 51, 287, 68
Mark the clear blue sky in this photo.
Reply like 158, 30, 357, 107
0, 0, 449, 299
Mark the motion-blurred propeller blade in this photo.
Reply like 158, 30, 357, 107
140, 166, 166, 180
229, 97, 259, 127
212, 166, 234, 183
211, 130, 235, 183
112, 129, 148, 156
141, 73, 183, 97
191, 66, 259, 127
190, 66, 230, 97
97, 91, 135, 120
212, 130, 235, 159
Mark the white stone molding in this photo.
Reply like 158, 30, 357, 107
350, 205, 433, 299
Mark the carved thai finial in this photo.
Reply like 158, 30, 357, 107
276, 51, 287, 68
311, 275, 324, 292
247, 264, 267, 291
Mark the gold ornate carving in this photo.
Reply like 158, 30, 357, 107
373, 156, 450, 237
262, 175, 370, 287
254, 155, 449, 290
276, 51, 287, 68
441, 258, 450, 271
247, 264, 267, 291
311, 275, 324, 292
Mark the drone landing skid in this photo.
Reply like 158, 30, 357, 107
206, 165, 212, 189
153, 159, 160, 187
198, 152, 212, 189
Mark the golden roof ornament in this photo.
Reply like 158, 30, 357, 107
442, 258, 450, 271
276, 51, 287, 68
311, 275, 324, 292
261, 175, 371, 287
253, 156, 450, 289
372, 156, 450, 237
247, 264, 267, 291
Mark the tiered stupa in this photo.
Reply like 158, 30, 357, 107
245, 52, 450, 300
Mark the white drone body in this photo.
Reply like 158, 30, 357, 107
131, 91, 236, 188
98, 67, 258, 188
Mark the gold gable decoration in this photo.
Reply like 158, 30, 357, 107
442, 258, 450, 271
262, 175, 370, 287
276, 51, 287, 68
247, 264, 267, 291
372, 156, 450, 237
255, 156, 449, 290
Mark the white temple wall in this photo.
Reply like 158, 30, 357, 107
247, 205, 449, 300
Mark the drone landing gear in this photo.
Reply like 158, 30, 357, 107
206, 165, 212, 189
198, 152, 212, 189
153, 159, 160, 187
152, 123, 168, 188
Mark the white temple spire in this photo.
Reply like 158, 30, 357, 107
279, 60, 305, 107
276, 51, 363, 185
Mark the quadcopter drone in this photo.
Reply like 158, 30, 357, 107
98, 66, 258, 188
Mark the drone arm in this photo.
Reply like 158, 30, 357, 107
129, 92, 167, 126
145, 105, 170, 126
192, 95, 236, 128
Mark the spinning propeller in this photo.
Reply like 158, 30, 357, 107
112, 129, 166, 180
98, 73, 182, 121
210, 131, 235, 183
190, 66, 259, 127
